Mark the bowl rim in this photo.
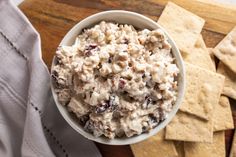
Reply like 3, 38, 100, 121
50, 10, 186, 145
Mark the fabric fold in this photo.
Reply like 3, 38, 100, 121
0, 0, 102, 156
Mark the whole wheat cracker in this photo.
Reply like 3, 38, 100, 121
131, 129, 177, 157
184, 131, 225, 157
217, 61, 236, 100
213, 26, 236, 73
158, 2, 205, 53
183, 35, 215, 72
180, 63, 225, 120
213, 96, 234, 131
165, 111, 213, 142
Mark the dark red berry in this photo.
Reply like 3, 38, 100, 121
108, 56, 112, 63
84, 44, 98, 56
119, 79, 126, 89
148, 114, 157, 123
124, 38, 129, 44
95, 96, 117, 113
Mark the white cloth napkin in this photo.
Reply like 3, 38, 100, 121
0, 0, 102, 156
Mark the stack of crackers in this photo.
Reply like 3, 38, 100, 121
131, 2, 235, 157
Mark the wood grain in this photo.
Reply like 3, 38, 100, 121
230, 130, 236, 157
19, 0, 236, 157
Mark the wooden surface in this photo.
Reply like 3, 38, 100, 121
230, 130, 236, 157
19, 0, 236, 156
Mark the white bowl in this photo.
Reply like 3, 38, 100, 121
51, 10, 185, 145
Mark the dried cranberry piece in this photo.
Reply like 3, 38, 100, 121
84, 44, 98, 56
119, 79, 126, 89
85, 50, 92, 56
88, 44, 98, 49
142, 73, 146, 78
108, 56, 112, 63
95, 101, 110, 113
95, 96, 117, 113
124, 38, 129, 44
148, 114, 157, 123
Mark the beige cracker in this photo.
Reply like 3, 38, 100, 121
217, 61, 236, 100
165, 111, 213, 142
183, 35, 215, 72
131, 129, 177, 157
213, 26, 236, 73
180, 63, 225, 120
184, 131, 225, 157
158, 2, 205, 53
213, 96, 234, 131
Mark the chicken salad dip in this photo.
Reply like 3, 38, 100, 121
52, 21, 179, 139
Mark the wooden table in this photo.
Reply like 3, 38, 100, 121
19, 0, 236, 156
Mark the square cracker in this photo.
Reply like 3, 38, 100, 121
217, 62, 236, 100
180, 63, 225, 120
158, 2, 205, 53
213, 26, 236, 73
183, 35, 216, 72
184, 131, 225, 157
131, 129, 177, 157
165, 111, 213, 142
213, 96, 234, 131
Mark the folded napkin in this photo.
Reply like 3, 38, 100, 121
0, 0, 102, 156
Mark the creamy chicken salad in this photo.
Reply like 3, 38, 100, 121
52, 21, 179, 139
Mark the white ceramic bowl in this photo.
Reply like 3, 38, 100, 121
51, 10, 185, 145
